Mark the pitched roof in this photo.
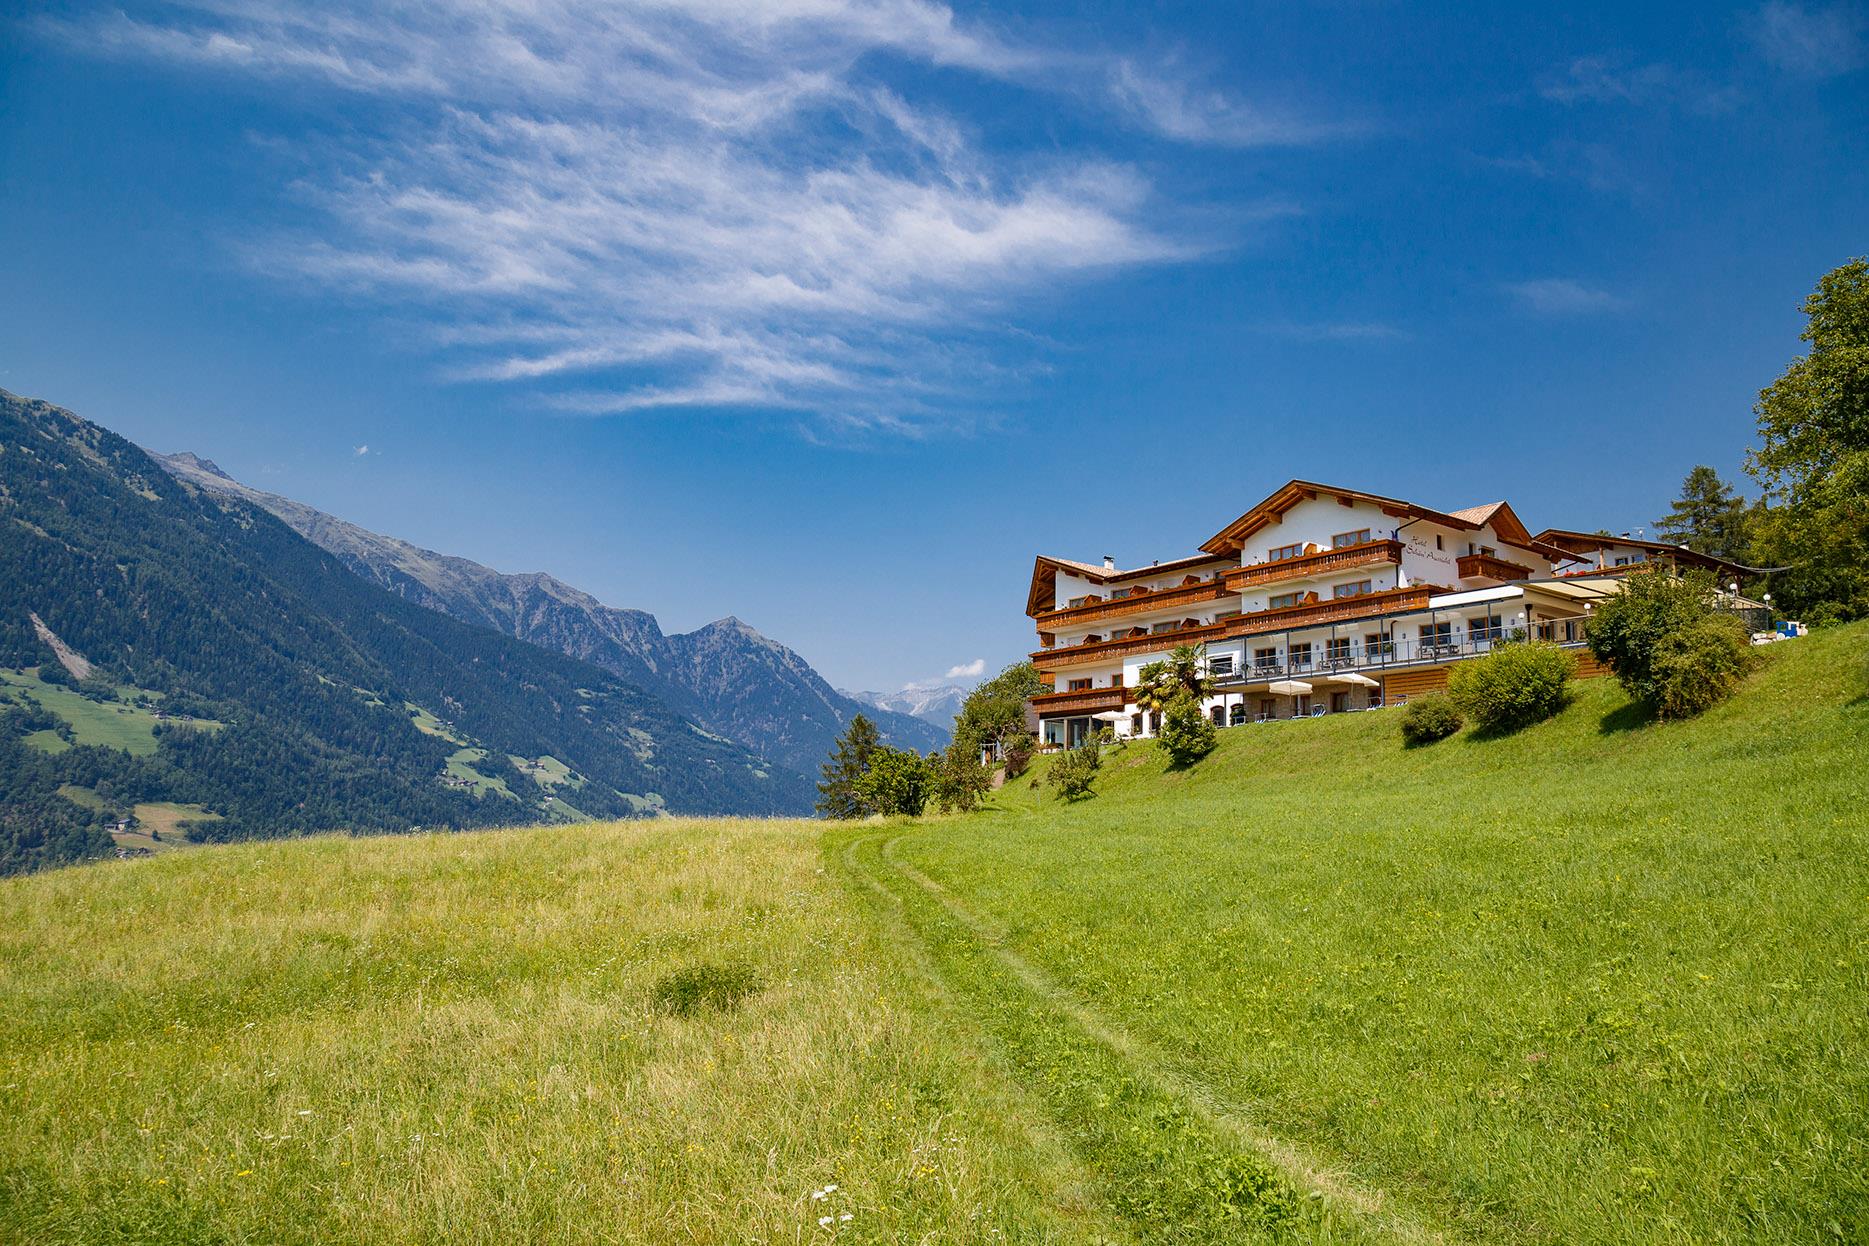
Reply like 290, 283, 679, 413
1025, 552, 1229, 617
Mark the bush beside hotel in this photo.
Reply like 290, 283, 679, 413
1588, 566, 1759, 719
1400, 693, 1464, 745
1448, 640, 1573, 733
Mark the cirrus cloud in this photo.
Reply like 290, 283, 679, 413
37, 1, 1349, 435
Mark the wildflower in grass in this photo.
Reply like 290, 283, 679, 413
818, 1215, 834, 1228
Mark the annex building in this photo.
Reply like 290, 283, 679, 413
1026, 480, 1753, 748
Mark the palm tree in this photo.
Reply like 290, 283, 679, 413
1134, 643, 1216, 718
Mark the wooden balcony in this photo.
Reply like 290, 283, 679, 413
1226, 586, 1431, 637
1030, 685, 1128, 716
1456, 553, 1533, 582
1223, 539, 1403, 590
1032, 620, 1229, 670
1036, 578, 1230, 627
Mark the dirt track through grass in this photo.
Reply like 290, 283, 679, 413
838, 828, 1445, 1245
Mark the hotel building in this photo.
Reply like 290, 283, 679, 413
1026, 481, 1754, 748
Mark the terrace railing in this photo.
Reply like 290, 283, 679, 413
1223, 539, 1403, 591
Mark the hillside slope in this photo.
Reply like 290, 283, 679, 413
0, 390, 811, 870
156, 452, 948, 769
880, 624, 1869, 1244
3, 627, 1861, 1243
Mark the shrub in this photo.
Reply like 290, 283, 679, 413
1157, 691, 1217, 765
1400, 692, 1463, 745
652, 963, 761, 1016
1447, 641, 1572, 733
931, 750, 992, 813
1045, 739, 1101, 801
1588, 566, 1759, 719
1001, 730, 1037, 780
857, 746, 934, 817
1653, 614, 1758, 719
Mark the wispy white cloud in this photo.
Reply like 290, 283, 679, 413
1254, 320, 1410, 342
39, 1, 1348, 434
1747, 2, 1868, 77
944, 658, 986, 679
1538, 54, 1740, 115
1503, 278, 1629, 316
352, 444, 373, 456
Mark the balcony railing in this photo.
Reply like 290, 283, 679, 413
1225, 586, 1430, 637
1225, 629, 1589, 683
1031, 685, 1128, 715
1035, 578, 1230, 628
1456, 553, 1533, 582
1032, 620, 1229, 669
1224, 539, 1403, 590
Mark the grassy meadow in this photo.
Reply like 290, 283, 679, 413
1, 624, 1865, 1243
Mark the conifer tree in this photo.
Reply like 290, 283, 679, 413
1655, 466, 1748, 562
816, 713, 880, 819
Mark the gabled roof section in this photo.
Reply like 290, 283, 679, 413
1026, 552, 1227, 616
1201, 480, 1472, 556
1530, 528, 1758, 577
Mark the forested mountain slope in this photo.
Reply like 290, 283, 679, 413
0, 390, 811, 871
157, 452, 948, 770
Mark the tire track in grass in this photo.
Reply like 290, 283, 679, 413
837, 829, 1447, 1245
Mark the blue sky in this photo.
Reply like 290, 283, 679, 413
3, 1, 1865, 693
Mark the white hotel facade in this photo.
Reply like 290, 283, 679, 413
1027, 480, 1752, 747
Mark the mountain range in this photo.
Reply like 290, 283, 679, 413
840, 682, 970, 731
154, 453, 947, 773
0, 390, 818, 870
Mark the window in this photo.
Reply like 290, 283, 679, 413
1068, 678, 1092, 691
1269, 591, 1302, 609
1421, 621, 1453, 649
1435, 534, 1444, 551
1332, 528, 1371, 548
1333, 580, 1373, 599
1480, 545, 1496, 559
1258, 697, 1276, 719
1268, 542, 1305, 562
1614, 556, 1631, 566
1326, 637, 1351, 663
1254, 647, 1280, 671
1365, 631, 1394, 657
1330, 690, 1350, 713
1289, 642, 1313, 669
1208, 654, 1236, 678
1471, 617, 1503, 642
1210, 705, 1225, 726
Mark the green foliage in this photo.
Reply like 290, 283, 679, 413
1399, 692, 1463, 745
1588, 565, 1758, 718
1045, 738, 1101, 801
651, 962, 762, 1016
1652, 614, 1760, 719
857, 746, 935, 817
816, 713, 880, 819
999, 729, 1037, 780
930, 748, 992, 814
948, 662, 1042, 764
1747, 257, 1869, 621
1447, 640, 1573, 733
1157, 691, 1217, 765
1656, 465, 1752, 563
1133, 644, 1215, 717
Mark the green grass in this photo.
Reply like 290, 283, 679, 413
884, 624, 1869, 1244
442, 748, 517, 801
1, 627, 1864, 1244
0, 668, 221, 757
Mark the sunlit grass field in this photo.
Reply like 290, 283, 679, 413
1, 624, 1864, 1243
891, 622, 1869, 1244
0, 822, 1100, 1244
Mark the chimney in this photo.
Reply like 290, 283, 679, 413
1102, 555, 1115, 571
